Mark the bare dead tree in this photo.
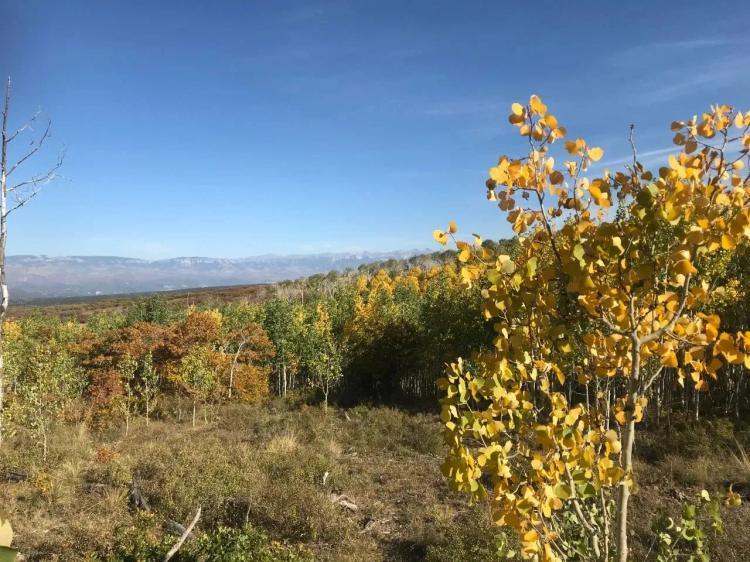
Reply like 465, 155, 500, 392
0, 77, 64, 446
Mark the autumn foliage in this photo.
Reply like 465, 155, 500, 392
436, 97, 750, 560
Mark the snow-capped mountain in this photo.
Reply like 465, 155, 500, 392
7, 250, 426, 301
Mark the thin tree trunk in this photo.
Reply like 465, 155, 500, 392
616, 337, 640, 562
282, 362, 287, 397
0, 79, 10, 448
0, 79, 60, 448
192, 400, 196, 428
229, 340, 245, 399
695, 389, 700, 421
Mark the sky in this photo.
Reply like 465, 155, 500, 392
2, 0, 749, 259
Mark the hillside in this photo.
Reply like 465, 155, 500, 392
7, 249, 462, 320
7, 251, 428, 302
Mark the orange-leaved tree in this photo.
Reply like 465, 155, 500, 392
436, 96, 750, 561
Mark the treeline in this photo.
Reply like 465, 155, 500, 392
4, 235, 750, 459
3, 260, 495, 457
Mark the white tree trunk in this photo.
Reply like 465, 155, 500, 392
282, 362, 287, 397
0, 80, 11, 448
229, 340, 245, 399
615, 337, 640, 562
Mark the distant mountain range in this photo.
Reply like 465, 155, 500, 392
7, 251, 428, 302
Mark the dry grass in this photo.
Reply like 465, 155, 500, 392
1, 404, 749, 561
0, 402, 483, 561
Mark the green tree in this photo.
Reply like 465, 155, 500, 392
6, 323, 84, 461
178, 345, 216, 427
305, 302, 343, 411
138, 352, 158, 426
118, 356, 137, 436
263, 298, 305, 397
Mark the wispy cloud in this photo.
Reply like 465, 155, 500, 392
596, 138, 745, 171
598, 146, 676, 168
608, 35, 750, 105
640, 56, 749, 104
611, 36, 747, 66
417, 99, 503, 117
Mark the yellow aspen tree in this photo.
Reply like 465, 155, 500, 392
437, 96, 750, 561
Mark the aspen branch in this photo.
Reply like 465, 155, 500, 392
628, 124, 638, 167
640, 274, 691, 344
564, 465, 603, 560
597, 311, 629, 337
642, 366, 664, 394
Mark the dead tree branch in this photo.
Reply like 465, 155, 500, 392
163, 506, 201, 562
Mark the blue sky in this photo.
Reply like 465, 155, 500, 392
3, 0, 749, 258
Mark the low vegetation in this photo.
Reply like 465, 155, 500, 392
1, 400, 749, 561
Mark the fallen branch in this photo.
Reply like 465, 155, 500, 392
329, 493, 358, 512
163, 506, 201, 562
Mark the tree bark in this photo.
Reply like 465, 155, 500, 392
228, 340, 245, 399
282, 362, 287, 397
0, 78, 62, 448
615, 336, 640, 562
0, 78, 10, 447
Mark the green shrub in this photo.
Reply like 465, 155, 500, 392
100, 514, 313, 561
424, 507, 515, 562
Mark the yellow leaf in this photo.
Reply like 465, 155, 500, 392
661, 351, 678, 368
526, 256, 538, 278
522, 529, 539, 544
529, 94, 547, 115
554, 365, 566, 385
674, 260, 697, 275
721, 234, 736, 250
0, 518, 12, 549
448, 220, 458, 234
498, 255, 516, 274
511, 102, 524, 116
726, 488, 742, 507
612, 236, 625, 254
433, 230, 448, 245
588, 147, 604, 162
